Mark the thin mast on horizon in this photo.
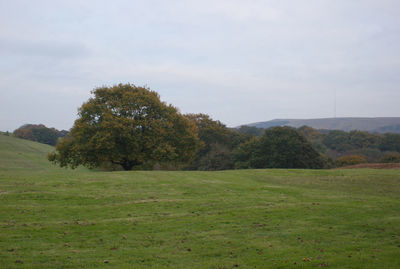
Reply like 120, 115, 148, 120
334, 89, 337, 118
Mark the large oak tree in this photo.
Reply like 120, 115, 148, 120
48, 84, 200, 170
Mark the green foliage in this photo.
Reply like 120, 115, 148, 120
298, 126, 400, 162
298, 125, 324, 141
185, 114, 231, 150
322, 130, 352, 152
232, 137, 258, 169
347, 130, 381, 149
335, 155, 367, 167
342, 148, 383, 163
192, 143, 234, 170
13, 124, 66, 146
184, 114, 249, 170
236, 125, 264, 137
234, 127, 327, 169
48, 84, 200, 170
298, 125, 329, 153
379, 133, 400, 152
379, 152, 400, 163
321, 130, 381, 153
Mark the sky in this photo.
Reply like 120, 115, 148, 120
0, 0, 399, 131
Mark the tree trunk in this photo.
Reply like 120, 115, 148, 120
111, 159, 140, 170
121, 159, 138, 171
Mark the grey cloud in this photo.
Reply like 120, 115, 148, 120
0, 0, 399, 131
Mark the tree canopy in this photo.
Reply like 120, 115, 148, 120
233, 126, 327, 169
379, 133, 400, 152
13, 124, 67, 146
184, 114, 249, 170
299, 126, 399, 162
48, 84, 200, 170
45, 83, 400, 171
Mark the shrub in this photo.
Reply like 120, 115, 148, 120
379, 152, 400, 163
335, 155, 367, 167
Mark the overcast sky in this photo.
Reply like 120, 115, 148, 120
1, 0, 399, 131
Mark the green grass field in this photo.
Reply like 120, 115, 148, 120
0, 134, 400, 268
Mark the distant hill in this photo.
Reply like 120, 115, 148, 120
244, 117, 400, 133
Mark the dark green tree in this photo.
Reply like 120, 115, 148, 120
48, 84, 200, 170
298, 125, 328, 153
321, 130, 352, 152
232, 137, 259, 169
234, 126, 327, 169
379, 133, 400, 152
236, 125, 264, 137
348, 130, 381, 149
13, 124, 63, 146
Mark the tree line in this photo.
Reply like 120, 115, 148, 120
296, 126, 400, 164
45, 84, 328, 170
13, 124, 68, 146
10, 84, 400, 170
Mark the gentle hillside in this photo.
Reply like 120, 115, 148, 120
0, 133, 55, 172
1, 133, 400, 268
0, 134, 90, 176
245, 117, 400, 133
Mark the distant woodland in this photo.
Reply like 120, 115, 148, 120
13, 124, 68, 146
10, 84, 400, 171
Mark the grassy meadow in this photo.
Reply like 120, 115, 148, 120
0, 134, 400, 268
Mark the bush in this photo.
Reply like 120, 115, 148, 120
335, 155, 367, 167
379, 152, 400, 163
343, 148, 383, 163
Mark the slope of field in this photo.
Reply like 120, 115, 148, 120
245, 117, 400, 133
1, 134, 400, 268
0, 134, 55, 171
